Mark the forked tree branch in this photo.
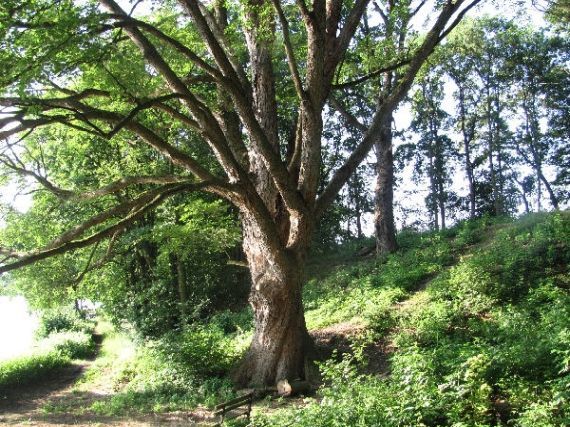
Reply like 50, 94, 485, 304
100, 0, 248, 186
106, 1, 305, 229
328, 97, 367, 132
0, 154, 74, 199
332, 58, 412, 89
331, 0, 372, 75
176, 0, 309, 216
0, 94, 231, 192
74, 175, 195, 201
70, 231, 120, 285
176, 0, 245, 88
108, 15, 224, 82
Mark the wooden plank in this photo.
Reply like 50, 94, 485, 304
214, 400, 251, 415
214, 391, 254, 410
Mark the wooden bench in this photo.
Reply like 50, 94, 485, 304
214, 391, 254, 425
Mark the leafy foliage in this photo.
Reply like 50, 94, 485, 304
36, 306, 94, 338
0, 350, 70, 392
0, 330, 95, 391
79, 316, 250, 416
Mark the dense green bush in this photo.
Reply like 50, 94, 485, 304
149, 323, 243, 378
0, 304, 97, 392
36, 306, 95, 338
0, 350, 69, 391
0, 330, 95, 391
86, 317, 251, 416
40, 331, 96, 359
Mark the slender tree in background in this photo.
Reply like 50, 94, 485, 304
329, 0, 431, 254
408, 69, 456, 230
370, 1, 414, 255
505, 26, 566, 210
390, 17, 569, 228
443, 32, 481, 218
440, 18, 569, 216
0, 0, 482, 385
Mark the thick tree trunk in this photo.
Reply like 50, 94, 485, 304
356, 210, 363, 239
233, 215, 312, 387
465, 146, 476, 218
521, 189, 531, 213
374, 112, 398, 255
538, 170, 559, 210
438, 191, 446, 230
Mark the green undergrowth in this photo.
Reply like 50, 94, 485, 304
70, 315, 252, 416
35, 306, 95, 339
255, 212, 570, 426
0, 350, 70, 392
35, 212, 567, 425
303, 215, 501, 331
75, 216, 506, 418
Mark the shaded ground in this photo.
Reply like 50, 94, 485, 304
0, 352, 217, 426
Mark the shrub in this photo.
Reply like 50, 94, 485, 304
39, 331, 96, 359
87, 323, 244, 416
36, 306, 94, 338
150, 323, 244, 378
209, 308, 253, 334
0, 326, 96, 391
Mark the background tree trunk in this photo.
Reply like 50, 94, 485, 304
176, 257, 187, 322
374, 112, 398, 255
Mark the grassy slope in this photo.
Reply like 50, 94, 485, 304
256, 212, 570, 427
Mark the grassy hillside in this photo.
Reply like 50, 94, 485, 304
257, 212, 569, 426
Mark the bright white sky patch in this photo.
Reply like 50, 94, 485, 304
0, 296, 38, 361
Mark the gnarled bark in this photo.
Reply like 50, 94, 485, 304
233, 214, 312, 387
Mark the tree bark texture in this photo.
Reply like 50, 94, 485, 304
233, 214, 311, 387
374, 112, 398, 254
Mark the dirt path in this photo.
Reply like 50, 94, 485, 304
0, 358, 213, 426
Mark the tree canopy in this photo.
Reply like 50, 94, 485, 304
0, 0, 500, 386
